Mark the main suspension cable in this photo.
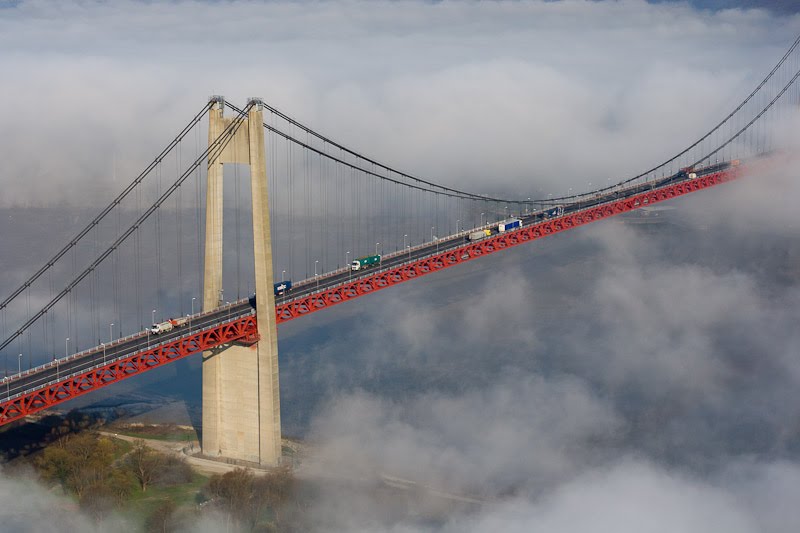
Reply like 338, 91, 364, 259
0, 101, 213, 313
225, 102, 528, 207
0, 102, 254, 354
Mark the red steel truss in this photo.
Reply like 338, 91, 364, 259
275, 167, 742, 323
0, 315, 258, 426
0, 166, 744, 427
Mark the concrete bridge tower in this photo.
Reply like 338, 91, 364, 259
202, 97, 281, 466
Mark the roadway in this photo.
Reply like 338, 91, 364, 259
1, 160, 733, 404
2, 305, 254, 402
270, 160, 731, 305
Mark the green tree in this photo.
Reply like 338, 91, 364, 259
153, 455, 193, 487
252, 466, 295, 527
125, 439, 163, 492
204, 466, 298, 530
36, 432, 117, 497
145, 498, 178, 533
206, 467, 255, 516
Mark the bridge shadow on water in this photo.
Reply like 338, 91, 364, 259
0, 411, 107, 462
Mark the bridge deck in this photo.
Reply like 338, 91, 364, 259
0, 163, 745, 426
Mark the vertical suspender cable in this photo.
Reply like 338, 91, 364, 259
289, 129, 294, 280
195, 123, 202, 306
235, 149, 241, 300
176, 139, 183, 315
156, 162, 162, 322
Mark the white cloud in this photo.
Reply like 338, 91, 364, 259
1, 0, 799, 205
443, 460, 758, 533
0, 468, 130, 532
305, 373, 621, 496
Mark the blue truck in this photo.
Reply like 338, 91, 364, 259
543, 206, 564, 218
250, 281, 293, 307
498, 218, 522, 232
273, 280, 292, 296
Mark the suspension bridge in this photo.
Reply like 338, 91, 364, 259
1, 35, 799, 465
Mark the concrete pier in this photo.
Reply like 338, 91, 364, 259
202, 97, 281, 466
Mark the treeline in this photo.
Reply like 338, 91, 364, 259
35, 432, 192, 520
29, 428, 300, 532
201, 466, 297, 532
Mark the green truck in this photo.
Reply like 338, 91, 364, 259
350, 254, 381, 271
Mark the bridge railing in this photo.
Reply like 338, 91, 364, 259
1, 308, 257, 404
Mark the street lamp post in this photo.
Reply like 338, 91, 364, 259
18, 354, 22, 376
403, 235, 407, 250
481, 212, 485, 226
315, 260, 319, 287
375, 242, 380, 256
110, 323, 114, 344
407, 244, 411, 260
430, 227, 435, 242
102, 343, 106, 366
456, 220, 460, 234
149, 309, 156, 348
61, 338, 68, 380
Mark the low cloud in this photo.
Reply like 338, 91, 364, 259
305, 373, 621, 499
1, 1, 799, 205
0, 468, 129, 533
442, 460, 765, 533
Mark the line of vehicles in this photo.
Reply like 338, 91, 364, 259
466, 207, 566, 242
268, 253, 384, 298
264, 252, 384, 300
466, 216, 529, 241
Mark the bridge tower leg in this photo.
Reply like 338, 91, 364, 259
202, 97, 281, 466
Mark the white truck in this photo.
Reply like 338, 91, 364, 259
468, 229, 491, 241
150, 316, 190, 335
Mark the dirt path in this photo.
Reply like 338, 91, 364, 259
99, 431, 265, 477
101, 431, 489, 505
